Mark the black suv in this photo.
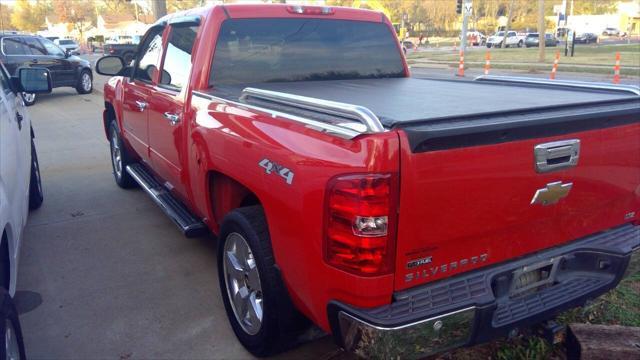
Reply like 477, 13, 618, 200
0, 33, 93, 105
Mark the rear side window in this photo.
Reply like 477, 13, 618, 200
210, 19, 404, 85
23, 37, 47, 56
2, 37, 29, 55
160, 25, 198, 90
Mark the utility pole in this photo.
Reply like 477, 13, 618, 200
459, 0, 472, 53
501, 0, 514, 49
151, 0, 167, 21
538, 0, 545, 62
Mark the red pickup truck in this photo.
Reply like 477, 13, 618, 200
96, 4, 640, 358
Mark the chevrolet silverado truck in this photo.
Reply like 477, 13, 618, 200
95, 4, 640, 358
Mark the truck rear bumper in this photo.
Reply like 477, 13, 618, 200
328, 224, 640, 359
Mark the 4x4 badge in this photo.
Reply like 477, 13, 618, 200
531, 181, 572, 206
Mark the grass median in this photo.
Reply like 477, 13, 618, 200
408, 43, 640, 76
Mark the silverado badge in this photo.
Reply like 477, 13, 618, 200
531, 181, 572, 206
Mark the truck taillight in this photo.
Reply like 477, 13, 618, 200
324, 174, 398, 276
286, 5, 334, 15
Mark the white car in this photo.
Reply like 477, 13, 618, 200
0, 62, 49, 295
486, 31, 525, 48
53, 38, 80, 55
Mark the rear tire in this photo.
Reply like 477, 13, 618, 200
76, 69, 92, 94
218, 206, 307, 357
20, 93, 36, 107
28, 139, 43, 210
109, 122, 136, 189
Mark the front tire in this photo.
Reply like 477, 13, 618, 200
218, 206, 307, 357
0, 289, 26, 360
20, 93, 36, 107
76, 69, 92, 94
518, 40, 523, 48
28, 138, 43, 210
109, 122, 136, 188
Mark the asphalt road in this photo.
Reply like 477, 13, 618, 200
16, 89, 344, 359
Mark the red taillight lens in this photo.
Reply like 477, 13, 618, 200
324, 174, 398, 276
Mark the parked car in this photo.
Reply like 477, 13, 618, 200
486, 31, 524, 48
574, 32, 598, 44
0, 34, 93, 105
96, 4, 640, 359
467, 30, 486, 46
602, 27, 620, 36
0, 61, 47, 290
104, 35, 142, 65
53, 38, 80, 55
524, 33, 559, 47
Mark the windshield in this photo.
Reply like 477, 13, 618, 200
59, 40, 75, 45
210, 19, 404, 85
494, 32, 505, 36
527, 34, 539, 38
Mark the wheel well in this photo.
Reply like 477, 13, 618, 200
104, 101, 116, 138
1, 230, 10, 291
208, 172, 261, 230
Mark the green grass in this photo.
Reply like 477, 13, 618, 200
408, 43, 640, 69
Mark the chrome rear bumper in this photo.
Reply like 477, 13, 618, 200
329, 224, 639, 359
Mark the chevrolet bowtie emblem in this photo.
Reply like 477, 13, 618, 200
531, 181, 572, 206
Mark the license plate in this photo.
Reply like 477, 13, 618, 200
509, 257, 562, 297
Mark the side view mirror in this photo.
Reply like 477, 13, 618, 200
13, 67, 52, 93
96, 55, 125, 76
65, 48, 72, 57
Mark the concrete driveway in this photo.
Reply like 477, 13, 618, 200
16, 89, 344, 359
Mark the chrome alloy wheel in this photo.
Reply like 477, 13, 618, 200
81, 72, 92, 92
5, 320, 20, 360
110, 128, 122, 178
21, 93, 35, 103
223, 232, 263, 335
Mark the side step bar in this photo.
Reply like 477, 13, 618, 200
126, 164, 207, 238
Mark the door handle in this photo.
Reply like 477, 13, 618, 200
163, 112, 180, 126
15, 112, 23, 130
534, 139, 580, 173
31, 59, 38, 64
135, 100, 147, 111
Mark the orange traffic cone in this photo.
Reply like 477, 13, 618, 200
550, 51, 560, 80
484, 50, 491, 75
457, 50, 465, 77
613, 52, 621, 84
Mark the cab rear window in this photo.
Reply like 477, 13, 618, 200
210, 19, 404, 85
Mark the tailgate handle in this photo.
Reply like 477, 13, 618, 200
534, 139, 580, 173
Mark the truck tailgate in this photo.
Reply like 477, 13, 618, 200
395, 116, 640, 291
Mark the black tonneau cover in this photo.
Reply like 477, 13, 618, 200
211, 78, 636, 126
209, 77, 640, 151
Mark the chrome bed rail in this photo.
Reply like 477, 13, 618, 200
474, 75, 640, 96
239, 87, 386, 134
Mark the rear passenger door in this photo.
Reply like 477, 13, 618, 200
148, 23, 199, 198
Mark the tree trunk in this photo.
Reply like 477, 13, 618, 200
151, 0, 167, 21
501, 0, 515, 49
538, 0, 545, 62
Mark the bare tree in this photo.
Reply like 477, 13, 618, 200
538, 0, 545, 62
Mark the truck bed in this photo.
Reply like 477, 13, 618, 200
209, 77, 640, 151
